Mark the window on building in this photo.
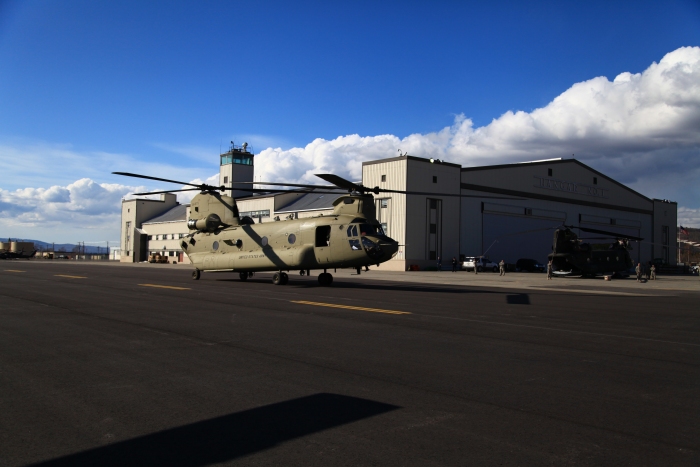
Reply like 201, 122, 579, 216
239, 210, 271, 218
125, 221, 131, 251
430, 223, 437, 234
380, 199, 388, 208
432, 176, 437, 183
593, 177, 597, 185
224, 176, 228, 184
381, 175, 386, 182
148, 235, 152, 240
548, 168, 553, 176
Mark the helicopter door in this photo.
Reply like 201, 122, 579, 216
314, 226, 332, 263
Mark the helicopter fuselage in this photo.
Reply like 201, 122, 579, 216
180, 191, 399, 276
183, 214, 398, 273
548, 228, 634, 276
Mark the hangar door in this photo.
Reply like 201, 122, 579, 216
481, 203, 565, 264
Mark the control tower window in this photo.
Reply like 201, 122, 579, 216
220, 154, 253, 166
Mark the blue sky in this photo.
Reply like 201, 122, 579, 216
1, 0, 699, 244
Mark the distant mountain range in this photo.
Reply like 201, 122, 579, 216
1, 238, 113, 253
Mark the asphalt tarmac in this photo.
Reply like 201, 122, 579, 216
1, 262, 698, 466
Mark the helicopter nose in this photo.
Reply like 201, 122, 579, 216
381, 239, 399, 259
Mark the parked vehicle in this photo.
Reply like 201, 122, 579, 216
516, 258, 545, 272
462, 256, 499, 272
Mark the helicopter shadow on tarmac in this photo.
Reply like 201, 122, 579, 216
29, 394, 399, 467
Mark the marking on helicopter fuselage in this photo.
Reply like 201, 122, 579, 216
4, 270, 25, 272
291, 300, 410, 315
139, 284, 191, 290
55, 275, 87, 279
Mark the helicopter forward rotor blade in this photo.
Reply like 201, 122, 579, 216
315, 174, 365, 192
566, 225, 644, 241
132, 188, 204, 196
236, 181, 338, 189
112, 172, 205, 188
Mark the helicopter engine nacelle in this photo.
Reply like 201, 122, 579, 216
188, 213, 223, 232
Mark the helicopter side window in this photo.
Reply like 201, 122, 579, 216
347, 225, 358, 237
348, 239, 361, 251
315, 226, 331, 247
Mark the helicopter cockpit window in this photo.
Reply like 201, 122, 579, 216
359, 224, 384, 236
348, 239, 362, 251
347, 225, 358, 237
343, 198, 355, 204
288, 234, 296, 244
212, 241, 219, 251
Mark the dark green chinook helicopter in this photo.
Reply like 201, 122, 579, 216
114, 171, 517, 286
548, 225, 642, 277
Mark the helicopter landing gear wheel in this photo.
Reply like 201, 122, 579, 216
300, 270, 305, 276
318, 272, 333, 286
280, 272, 289, 285
239, 272, 248, 281
192, 269, 200, 280
272, 272, 282, 285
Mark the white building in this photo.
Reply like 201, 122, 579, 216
120, 149, 677, 270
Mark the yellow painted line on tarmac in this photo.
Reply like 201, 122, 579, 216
4, 270, 25, 273
55, 275, 87, 279
291, 300, 410, 315
139, 284, 191, 291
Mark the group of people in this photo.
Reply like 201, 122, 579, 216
437, 256, 664, 283
635, 261, 657, 282
441, 256, 554, 280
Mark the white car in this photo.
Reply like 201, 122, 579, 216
462, 256, 499, 272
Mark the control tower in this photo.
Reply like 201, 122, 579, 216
219, 141, 254, 198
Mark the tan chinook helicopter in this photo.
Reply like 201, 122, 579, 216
114, 170, 518, 286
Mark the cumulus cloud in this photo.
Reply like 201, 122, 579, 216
0, 180, 142, 226
254, 47, 700, 222
0, 173, 223, 242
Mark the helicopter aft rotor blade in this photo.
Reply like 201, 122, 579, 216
113, 172, 204, 188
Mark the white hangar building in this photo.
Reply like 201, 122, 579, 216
120, 146, 677, 270
365, 156, 677, 270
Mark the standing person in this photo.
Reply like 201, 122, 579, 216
473, 258, 478, 274
451, 256, 457, 272
635, 262, 642, 282
547, 260, 553, 280
499, 259, 506, 276
650, 263, 656, 280
646, 261, 652, 281
436, 256, 441, 271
